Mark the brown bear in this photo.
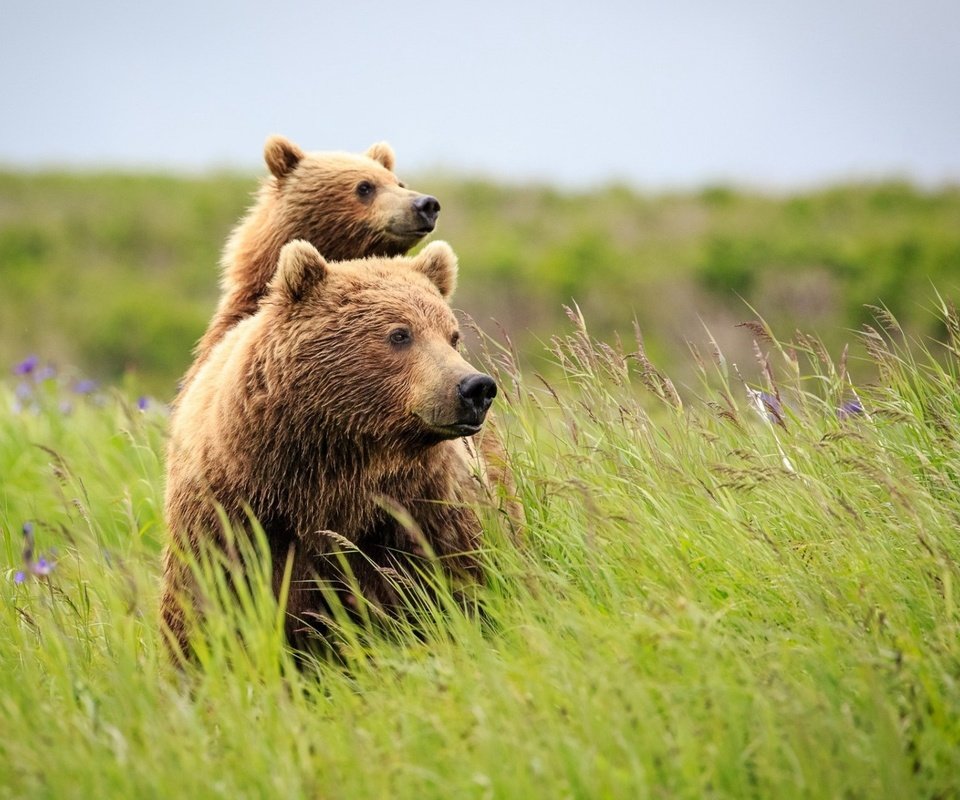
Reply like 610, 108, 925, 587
161, 240, 498, 655
187, 135, 440, 382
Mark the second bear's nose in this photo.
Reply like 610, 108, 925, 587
457, 373, 497, 417
413, 195, 441, 229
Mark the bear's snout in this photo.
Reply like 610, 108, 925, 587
412, 195, 441, 230
411, 359, 495, 440
457, 373, 497, 424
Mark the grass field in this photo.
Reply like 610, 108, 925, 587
2, 304, 958, 798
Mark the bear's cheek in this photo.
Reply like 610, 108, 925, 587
338, 362, 417, 428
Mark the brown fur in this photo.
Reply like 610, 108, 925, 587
161, 241, 496, 655
186, 136, 437, 386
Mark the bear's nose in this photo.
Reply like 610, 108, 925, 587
413, 195, 441, 229
457, 373, 497, 417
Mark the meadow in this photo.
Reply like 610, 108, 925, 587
2, 302, 960, 797
3, 170, 960, 393
1, 171, 960, 797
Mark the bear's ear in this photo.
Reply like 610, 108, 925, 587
264, 135, 305, 180
270, 240, 328, 302
365, 141, 396, 172
411, 241, 458, 299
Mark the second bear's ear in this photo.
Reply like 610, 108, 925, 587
270, 240, 328, 302
264, 135, 305, 180
365, 141, 396, 172
412, 241, 458, 299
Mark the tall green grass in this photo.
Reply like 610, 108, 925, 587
1, 305, 958, 798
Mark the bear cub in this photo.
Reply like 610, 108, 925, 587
190, 136, 441, 377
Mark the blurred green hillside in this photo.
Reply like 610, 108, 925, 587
2, 170, 959, 395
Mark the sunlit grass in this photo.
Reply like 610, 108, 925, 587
1, 306, 959, 797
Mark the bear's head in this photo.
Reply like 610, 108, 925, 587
264, 240, 497, 447
263, 135, 440, 261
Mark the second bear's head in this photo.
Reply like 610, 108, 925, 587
264, 136, 441, 261
264, 240, 497, 446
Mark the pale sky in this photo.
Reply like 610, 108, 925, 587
2, 0, 958, 188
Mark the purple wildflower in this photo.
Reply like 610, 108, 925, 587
13, 355, 38, 376
32, 557, 53, 576
22, 522, 35, 563
838, 399, 864, 421
73, 379, 98, 395
137, 396, 149, 412
13, 380, 37, 413
35, 364, 57, 381
14, 521, 55, 581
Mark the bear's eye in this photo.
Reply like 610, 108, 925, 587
450, 331, 461, 348
356, 180, 375, 199
388, 327, 411, 347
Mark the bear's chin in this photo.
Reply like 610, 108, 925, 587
377, 229, 430, 255
417, 421, 484, 444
